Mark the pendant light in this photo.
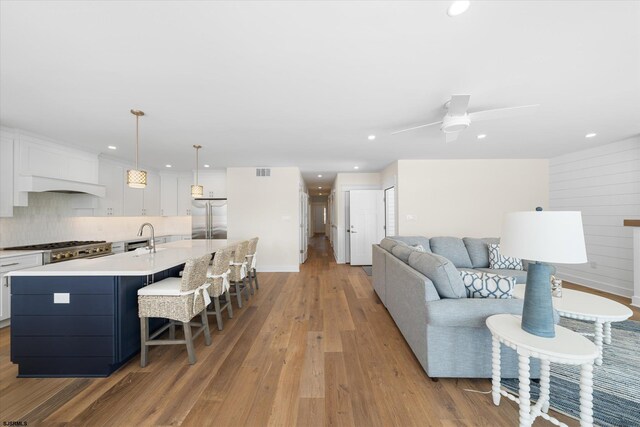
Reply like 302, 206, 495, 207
127, 109, 147, 188
191, 144, 203, 198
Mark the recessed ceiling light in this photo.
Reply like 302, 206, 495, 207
317, 174, 322, 178
203, 164, 211, 168
477, 134, 487, 140
107, 145, 117, 150
354, 166, 359, 170
447, 1, 470, 17
585, 133, 597, 138
165, 164, 172, 168
368, 135, 376, 141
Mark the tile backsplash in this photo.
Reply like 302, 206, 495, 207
0, 192, 191, 247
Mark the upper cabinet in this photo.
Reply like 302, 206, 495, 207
0, 130, 14, 217
97, 159, 124, 216
160, 173, 178, 216
198, 170, 227, 198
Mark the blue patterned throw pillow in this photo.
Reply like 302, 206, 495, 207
459, 270, 515, 299
488, 243, 523, 270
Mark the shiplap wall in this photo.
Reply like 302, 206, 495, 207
549, 137, 640, 297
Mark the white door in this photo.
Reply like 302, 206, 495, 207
344, 191, 351, 263
313, 204, 325, 234
349, 190, 384, 265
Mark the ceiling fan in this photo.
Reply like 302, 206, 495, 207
391, 94, 539, 143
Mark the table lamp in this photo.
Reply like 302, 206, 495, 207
500, 209, 587, 338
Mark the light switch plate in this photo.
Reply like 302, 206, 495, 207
54, 293, 70, 304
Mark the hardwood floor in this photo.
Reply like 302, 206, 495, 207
0, 236, 637, 426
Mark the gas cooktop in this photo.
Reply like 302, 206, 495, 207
3, 241, 113, 263
4, 241, 106, 250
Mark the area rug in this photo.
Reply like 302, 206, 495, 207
362, 266, 372, 276
501, 318, 640, 427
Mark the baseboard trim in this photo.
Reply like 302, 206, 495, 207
556, 272, 633, 298
257, 265, 300, 273
0, 318, 10, 329
631, 296, 640, 308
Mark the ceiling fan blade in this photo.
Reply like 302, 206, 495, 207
391, 121, 443, 135
469, 104, 539, 122
445, 132, 460, 143
447, 94, 471, 116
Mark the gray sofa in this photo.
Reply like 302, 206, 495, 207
373, 235, 540, 379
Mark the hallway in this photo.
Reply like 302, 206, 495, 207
1, 235, 558, 426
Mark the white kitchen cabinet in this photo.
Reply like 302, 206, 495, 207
123, 183, 144, 216
143, 172, 161, 216
198, 170, 226, 199
160, 174, 178, 216
177, 173, 194, 216
97, 159, 124, 216
0, 253, 43, 325
0, 130, 14, 217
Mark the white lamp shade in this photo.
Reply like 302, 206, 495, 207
500, 211, 587, 264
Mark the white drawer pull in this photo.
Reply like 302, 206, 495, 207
53, 293, 70, 304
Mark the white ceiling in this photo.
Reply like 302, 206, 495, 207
1, 1, 639, 191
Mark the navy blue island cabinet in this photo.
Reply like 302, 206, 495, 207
10, 264, 183, 377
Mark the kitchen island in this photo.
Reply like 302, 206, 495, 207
8, 239, 237, 377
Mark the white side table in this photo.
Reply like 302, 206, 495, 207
513, 284, 632, 365
487, 314, 599, 427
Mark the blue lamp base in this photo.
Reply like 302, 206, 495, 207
521, 262, 555, 338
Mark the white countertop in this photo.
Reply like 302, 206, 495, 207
7, 240, 237, 277
0, 249, 46, 259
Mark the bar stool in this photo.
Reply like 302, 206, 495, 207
245, 237, 260, 294
228, 240, 250, 308
206, 248, 233, 330
138, 254, 212, 367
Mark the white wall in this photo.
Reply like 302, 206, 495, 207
549, 137, 640, 297
332, 172, 381, 263
381, 161, 399, 236
0, 192, 190, 247
397, 159, 549, 237
227, 167, 300, 272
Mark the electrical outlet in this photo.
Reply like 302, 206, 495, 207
590, 261, 597, 269
406, 214, 416, 221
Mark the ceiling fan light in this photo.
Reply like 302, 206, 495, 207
127, 169, 147, 188
191, 184, 203, 198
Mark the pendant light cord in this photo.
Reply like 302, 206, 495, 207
195, 146, 199, 185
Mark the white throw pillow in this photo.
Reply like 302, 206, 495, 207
488, 243, 523, 270
459, 270, 515, 299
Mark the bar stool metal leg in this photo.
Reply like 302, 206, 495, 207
226, 289, 233, 318
140, 317, 149, 367
200, 309, 212, 346
213, 297, 223, 331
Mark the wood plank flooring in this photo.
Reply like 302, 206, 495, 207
0, 235, 637, 426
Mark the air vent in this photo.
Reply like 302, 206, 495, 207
256, 168, 271, 177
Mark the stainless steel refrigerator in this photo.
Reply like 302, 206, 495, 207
191, 198, 228, 239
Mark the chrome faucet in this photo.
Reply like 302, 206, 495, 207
137, 222, 156, 253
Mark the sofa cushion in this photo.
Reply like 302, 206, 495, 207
463, 237, 500, 268
408, 251, 466, 299
460, 271, 515, 299
391, 244, 414, 264
429, 237, 473, 268
475, 267, 527, 284
387, 236, 432, 253
380, 237, 400, 253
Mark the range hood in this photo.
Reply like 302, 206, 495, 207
18, 175, 106, 197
